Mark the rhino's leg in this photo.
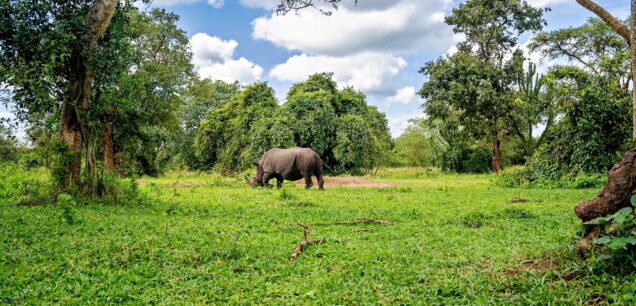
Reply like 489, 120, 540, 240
316, 174, 324, 190
304, 176, 313, 189
262, 172, 274, 188
276, 177, 283, 189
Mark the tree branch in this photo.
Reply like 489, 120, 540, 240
576, 0, 630, 43
86, 0, 119, 44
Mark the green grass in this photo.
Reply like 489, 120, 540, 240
1, 169, 636, 304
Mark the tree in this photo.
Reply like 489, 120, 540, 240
508, 60, 558, 162
421, 0, 547, 173
177, 79, 240, 170
393, 119, 442, 168
0, 0, 143, 191
102, 8, 193, 176
575, 0, 636, 142
195, 82, 279, 173
529, 17, 630, 88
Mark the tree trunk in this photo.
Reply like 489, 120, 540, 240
59, 51, 92, 188
491, 135, 502, 174
58, 0, 119, 189
103, 123, 115, 173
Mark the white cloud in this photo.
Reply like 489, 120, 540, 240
252, 0, 456, 56
198, 57, 263, 84
190, 33, 238, 68
190, 33, 263, 84
153, 0, 224, 8
530, 0, 569, 8
386, 86, 421, 106
269, 52, 407, 93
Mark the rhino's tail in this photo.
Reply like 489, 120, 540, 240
320, 158, 334, 173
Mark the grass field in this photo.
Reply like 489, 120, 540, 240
1, 169, 635, 304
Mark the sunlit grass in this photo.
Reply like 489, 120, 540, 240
1, 169, 635, 304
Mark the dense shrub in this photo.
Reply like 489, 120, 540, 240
494, 166, 606, 189
441, 146, 492, 174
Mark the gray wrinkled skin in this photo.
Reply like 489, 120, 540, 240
250, 147, 325, 190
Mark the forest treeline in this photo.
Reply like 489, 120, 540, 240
0, 1, 633, 189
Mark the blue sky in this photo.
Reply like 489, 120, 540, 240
1, 0, 629, 137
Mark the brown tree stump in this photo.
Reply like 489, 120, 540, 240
574, 148, 636, 254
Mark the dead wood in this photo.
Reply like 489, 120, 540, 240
290, 222, 323, 261
162, 276, 183, 286
334, 218, 392, 225
354, 228, 371, 232
509, 198, 529, 203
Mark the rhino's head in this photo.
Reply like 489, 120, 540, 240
249, 161, 264, 187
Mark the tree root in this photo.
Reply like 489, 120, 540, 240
334, 218, 392, 225
290, 222, 323, 261
575, 148, 636, 222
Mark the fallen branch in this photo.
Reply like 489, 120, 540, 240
334, 218, 392, 225
162, 276, 183, 286
353, 228, 371, 232
290, 222, 324, 261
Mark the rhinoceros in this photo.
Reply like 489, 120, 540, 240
250, 147, 325, 190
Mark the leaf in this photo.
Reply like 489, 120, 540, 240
631, 195, 636, 207
593, 236, 612, 245
585, 216, 610, 225
607, 237, 636, 251
613, 213, 634, 225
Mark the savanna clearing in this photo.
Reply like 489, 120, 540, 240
1, 168, 635, 304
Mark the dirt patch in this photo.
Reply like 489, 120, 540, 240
505, 259, 560, 276
293, 176, 394, 187
509, 198, 530, 203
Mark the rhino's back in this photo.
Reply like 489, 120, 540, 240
263, 147, 319, 179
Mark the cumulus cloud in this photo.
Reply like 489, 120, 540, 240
190, 33, 238, 67
252, 0, 456, 56
190, 33, 263, 84
153, 0, 224, 8
198, 58, 264, 84
269, 52, 407, 93
385, 86, 422, 106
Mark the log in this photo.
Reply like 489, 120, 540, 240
334, 218, 392, 225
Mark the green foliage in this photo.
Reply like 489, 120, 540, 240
440, 146, 492, 174
176, 79, 240, 170
531, 67, 631, 179
333, 115, 374, 171
196, 83, 279, 173
0, 125, 17, 163
586, 199, 636, 260
391, 119, 442, 168
283, 90, 337, 156
196, 73, 391, 174
494, 166, 606, 189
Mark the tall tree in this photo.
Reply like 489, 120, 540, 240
439, 0, 546, 172
0, 0, 142, 190
575, 0, 636, 142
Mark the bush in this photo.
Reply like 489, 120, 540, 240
0, 164, 55, 206
441, 146, 492, 174
493, 166, 606, 189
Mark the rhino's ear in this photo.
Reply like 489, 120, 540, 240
253, 160, 259, 166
